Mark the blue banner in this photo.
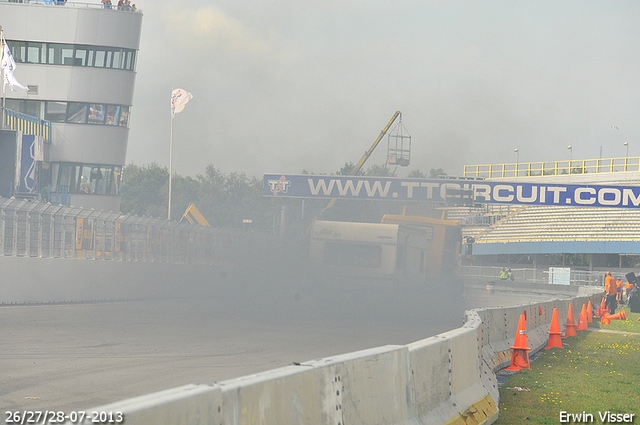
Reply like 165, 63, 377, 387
19, 135, 37, 194
263, 174, 640, 209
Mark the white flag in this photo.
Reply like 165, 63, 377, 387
4, 70, 29, 91
1, 35, 28, 92
171, 88, 193, 118
1, 36, 17, 72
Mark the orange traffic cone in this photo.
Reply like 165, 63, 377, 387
564, 304, 577, 337
598, 297, 606, 318
596, 306, 601, 318
601, 310, 627, 325
546, 308, 563, 349
577, 304, 588, 331
506, 314, 531, 370
586, 300, 593, 324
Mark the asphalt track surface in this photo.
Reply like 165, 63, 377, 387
1, 285, 559, 412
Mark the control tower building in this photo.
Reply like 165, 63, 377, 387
0, 1, 142, 211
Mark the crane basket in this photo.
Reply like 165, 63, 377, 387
386, 119, 411, 167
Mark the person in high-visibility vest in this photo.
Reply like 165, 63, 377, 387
500, 268, 508, 280
605, 272, 618, 314
625, 280, 635, 299
616, 278, 625, 305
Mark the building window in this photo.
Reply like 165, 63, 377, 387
118, 107, 130, 127
88, 104, 106, 124
27, 42, 46, 64
8, 40, 137, 71
106, 105, 120, 126
45, 102, 67, 122
5, 99, 42, 119
94, 50, 106, 68
74, 47, 89, 66
67, 103, 88, 124
51, 163, 122, 196
7, 99, 131, 128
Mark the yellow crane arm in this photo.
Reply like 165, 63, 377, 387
351, 111, 402, 176
317, 111, 402, 215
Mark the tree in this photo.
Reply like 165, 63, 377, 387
120, 163, 169, 218
336, 162, 362, 175
408, 169, 426, 178
430, 168, 447, 178
365, 164, 395, 176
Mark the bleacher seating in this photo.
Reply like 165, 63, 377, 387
472, 205, 640, 243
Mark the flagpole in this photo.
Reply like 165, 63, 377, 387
167, 88, 192, 221
168, 105, 173, 220
1, 28, 5, 130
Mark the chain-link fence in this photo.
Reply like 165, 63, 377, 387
0, 197, 296, 266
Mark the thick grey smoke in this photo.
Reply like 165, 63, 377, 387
127, 0, 640, 178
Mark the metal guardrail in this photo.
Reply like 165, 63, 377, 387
1, 0, 142, 12
0, 197, 279, 264
461, 264, 606, 286
464, 157, 640, 179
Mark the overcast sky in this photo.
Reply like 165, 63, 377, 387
119, 0, 640, 178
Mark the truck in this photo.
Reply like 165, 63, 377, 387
308, 214, 462, 291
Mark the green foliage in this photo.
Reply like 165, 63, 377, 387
365, 164, 395, 176
336, 162, 362, 175
335, 162, 395, 177
429, 168, 447, 178
598, 307, 640, 333
120, 163, 169, 218
121, 162, 277, 229
407, 169, 426, 178
195, 165, 270, 228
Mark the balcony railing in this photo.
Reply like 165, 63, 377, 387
0, 0, 141, 12
1, 108, 52, 142
464, 157, 640, 179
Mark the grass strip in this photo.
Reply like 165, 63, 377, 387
495, 308, 640, 424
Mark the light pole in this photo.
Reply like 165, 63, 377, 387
624, 141, 629, 157
514, 148, 519, 163
568, 145, 572, 172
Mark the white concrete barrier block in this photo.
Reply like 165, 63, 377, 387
336, 345, 412, 425
449, 327, 481, 395
218, 345, 411, 425
219, 364, 338, 425
67, 384, 222, 425
409, 334, 455, 415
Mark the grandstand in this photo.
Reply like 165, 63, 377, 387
451, 157, 640, 270
471, 205, 640, 245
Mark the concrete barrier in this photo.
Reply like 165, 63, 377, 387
83, 384, 222, 425
64, 287, 602, 425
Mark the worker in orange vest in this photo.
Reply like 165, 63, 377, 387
616, 277, 625, 305
626, 280, 635, 298
605, 272, 618, 314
